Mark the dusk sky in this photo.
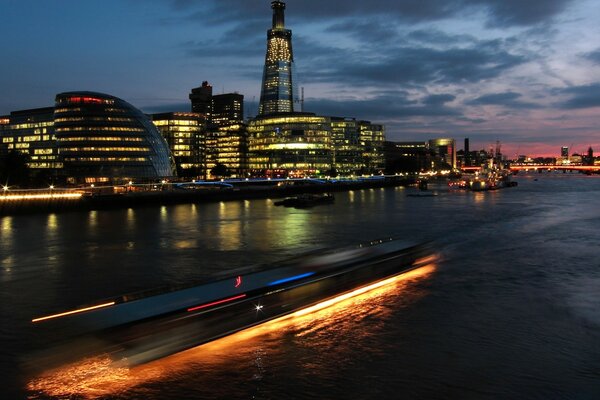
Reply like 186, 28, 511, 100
2, 0, 599, 157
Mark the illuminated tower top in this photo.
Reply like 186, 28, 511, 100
258, 1, 295, 116
272, 1, 286, 29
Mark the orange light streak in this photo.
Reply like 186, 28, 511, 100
32, 301, 116, 323
0, 193, 82, 201
290, 264, 435, 318
27, 262, 437, 398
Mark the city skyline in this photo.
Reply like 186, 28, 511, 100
1, 0, 599, 157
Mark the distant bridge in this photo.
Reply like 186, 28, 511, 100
461, 165, 600, 173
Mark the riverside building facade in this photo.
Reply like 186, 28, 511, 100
247, 114, 385, 177
0, 91, 176, 185
54, 92, 175, 184
0, 107, 62, 176
151, 112, 205, 178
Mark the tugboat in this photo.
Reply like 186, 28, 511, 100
274, 193, 335, 208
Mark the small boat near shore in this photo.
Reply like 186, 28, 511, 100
273, 193, 335, 208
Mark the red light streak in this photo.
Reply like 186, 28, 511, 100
187, 294, 247, 312
235, 276, 242, 288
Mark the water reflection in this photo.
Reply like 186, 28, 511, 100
26, 264, 436, 399
46, 214, 58, 235
126, 208, 135, 230
0, 216, 13, 248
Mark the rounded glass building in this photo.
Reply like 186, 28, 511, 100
54, 91, 174, 183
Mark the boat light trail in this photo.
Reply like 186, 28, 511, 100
289, 264, 436, 318
187, 294, 247, 312
1, 193, 82, 201
268, 272, 315, 286
32, 301, 116, 323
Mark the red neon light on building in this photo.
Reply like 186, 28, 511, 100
68, 96, 105, 104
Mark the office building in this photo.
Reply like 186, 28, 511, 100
151, 112, 205, 178
189, 81, 213, 118
54, 91, 174, 183
212, 93, 244, 127
258, 1, 295, 115
428, 138, 456, 169
206, 124, 248, 178
0, 107, 61, 175
247, 113, 332, 176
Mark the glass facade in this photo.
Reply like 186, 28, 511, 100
359, 121, 386, 172
206, 124, 248, 178
428, 138, 456, 169
0, 107, 62, 172
258, 1, 295, 115
54, 92, 174, 183
248, 113, 332, 176
151, 112, 205, 178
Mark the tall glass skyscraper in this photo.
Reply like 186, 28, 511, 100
258, 1, 295, 116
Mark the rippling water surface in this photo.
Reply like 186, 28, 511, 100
2, 174, 600, 399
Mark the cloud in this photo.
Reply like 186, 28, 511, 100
583, 49, 600, 64
423, 94, 456, 106
302, 44, 525, 87
466, 91, 541, 108
305, 93, 461, 120
167, 0, 575, 28
559, 83, 600, 109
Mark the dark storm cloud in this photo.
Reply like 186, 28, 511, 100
473, 0, 574, 27
466, 92, 541, 108
406, 30, 477, 46
302, 44, 525, 86
167, 0, 574, 28
559, 83, 600, 109
423, 94, 456, 106
326, 19, 400, 43
583, 49, 600, 64
305, 94, 460, 120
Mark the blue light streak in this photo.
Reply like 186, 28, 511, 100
268, 272, 315, 286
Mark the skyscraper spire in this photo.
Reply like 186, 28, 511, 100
258, 1, 294, 115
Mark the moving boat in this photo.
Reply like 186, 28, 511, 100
28, 239, 434, 368
273, 193, 334, 208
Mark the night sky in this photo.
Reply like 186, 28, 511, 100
1, 0, 599, 157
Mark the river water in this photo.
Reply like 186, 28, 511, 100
1, 174, 599, 399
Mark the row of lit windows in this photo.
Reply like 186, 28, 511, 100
251, 116, 327, 125
58, 136, 145, 142
5, 121, 53, 129
55, 107, 82, 114
55, 127, 144, 133
61, 147, 150, 152
28, 162, 63, 169
63, 157, 148, 162
30, 155, 59, 160
55, 108, 127, 114
153, 120, 200, 126
54, 117, 135, 123
34, 149, 54, 155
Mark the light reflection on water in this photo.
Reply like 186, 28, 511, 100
26, 264, 436, 399
4, 175, 600, 398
